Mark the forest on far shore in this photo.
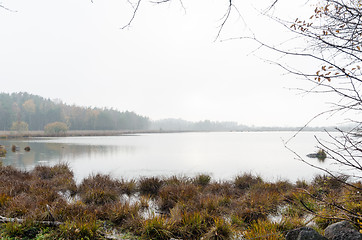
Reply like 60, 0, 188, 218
0, 92, 334, 132
0, 92, 150, 131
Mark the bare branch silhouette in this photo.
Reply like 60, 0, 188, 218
121, 0, 142, 29
0, 3, 17, 12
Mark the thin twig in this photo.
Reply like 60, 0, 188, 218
121, 0, 142, 29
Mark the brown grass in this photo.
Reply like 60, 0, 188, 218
0, 163, 360, 239
78, 174, 124, 205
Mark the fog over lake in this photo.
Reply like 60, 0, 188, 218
0, 132, 341, 183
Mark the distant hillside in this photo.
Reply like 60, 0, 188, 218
0, 92, 150, 131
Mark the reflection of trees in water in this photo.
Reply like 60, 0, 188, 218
54, 143, 136, 161
0, 140, 136, 170
0, 141, 38, 170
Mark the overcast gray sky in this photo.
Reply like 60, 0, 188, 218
0, 0, 344, 127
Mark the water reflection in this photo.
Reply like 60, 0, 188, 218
0, 133, 343, 183
0, 138, 137, 171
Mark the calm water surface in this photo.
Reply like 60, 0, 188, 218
0, 132, 338, 182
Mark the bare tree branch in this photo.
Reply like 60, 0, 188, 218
264, 0, 279, 13
0, 3, 16, 12
121, 0, 143, 30
215, 0, 233, 41
150, 0, 186, 14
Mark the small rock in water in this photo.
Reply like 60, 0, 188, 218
11, 145, 19, 152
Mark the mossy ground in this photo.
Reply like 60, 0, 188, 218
0, 162, 360, 239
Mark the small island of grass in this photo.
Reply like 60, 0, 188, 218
307, 149, 327, 161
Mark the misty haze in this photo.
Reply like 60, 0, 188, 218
0, 0, 361, 239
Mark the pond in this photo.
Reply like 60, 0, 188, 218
0, 131, 339, 183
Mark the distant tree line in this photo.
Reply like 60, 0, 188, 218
150, 119, 246, 131
0, 92, 150, 131
0, 92, 337, 133
150, 118, 337, 132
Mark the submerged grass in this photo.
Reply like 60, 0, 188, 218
0, 162, 361, 239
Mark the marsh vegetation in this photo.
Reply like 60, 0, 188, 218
0, 162, 360, 239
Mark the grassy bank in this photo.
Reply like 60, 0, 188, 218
0, 162, 360, 239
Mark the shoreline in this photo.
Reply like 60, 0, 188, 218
0, 130, 194, 138
0, 128, 331, 138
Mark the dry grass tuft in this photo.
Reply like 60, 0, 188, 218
234, 173, 263, 191
138, 176, 164, 196
78, 174, 123, 205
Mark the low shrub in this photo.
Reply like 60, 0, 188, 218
197, 195, 231, 216
234, 173, 263, 190
295, 179, 309, 189
138, 176, 163, 196
164, 175, 190, 185
158, 183, 199, 212
193, 174, 211, 187
57, 218, 103, 240
205, 181, 234, 196
78, 174, 123, 205
243, 219, 284, 240
233, 206, 268, 224
141, 216, 172, 240
314, 207, 341, 229
199, 196, 220, 214
51, 201, 89, 222
0, 221, 43, 239
97, 202, 140, 226
81, 189, 119, 205
0, 166, 32, 197
275, 216, 304, 233
0, 193, 11, 208
120, 179, 137, 195
202, 217, 234, 240
312, 174, 349, 192
172, 211, 210, 239
32, 164, 77, 195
